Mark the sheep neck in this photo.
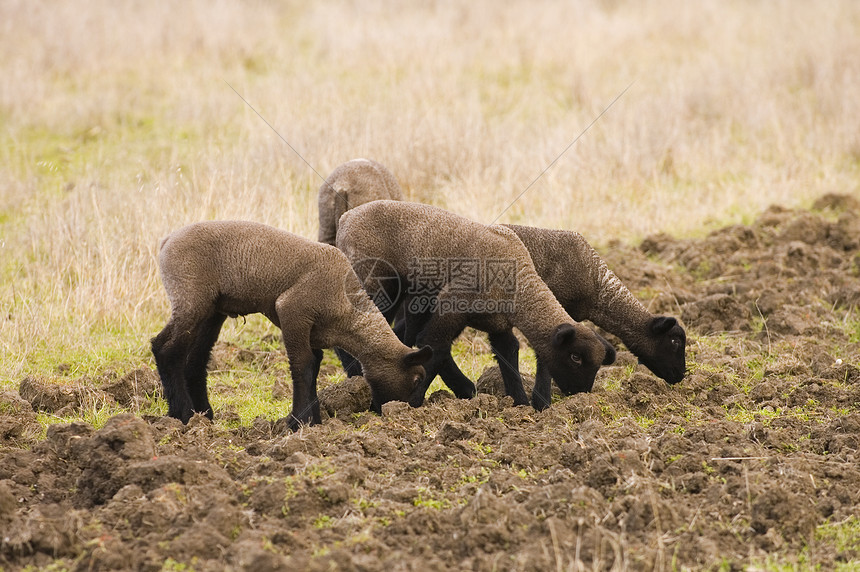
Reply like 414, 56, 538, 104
583, 252, 654, 354
335, 297, 401, 368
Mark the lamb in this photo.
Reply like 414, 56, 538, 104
399, 224, 687, 410
336, 200, 616, 408
150, 220, 432, 430
317, 158, 404, 246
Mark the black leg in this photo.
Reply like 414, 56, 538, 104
488, 331, 529, 405
151, 318, 196, 423
436, 352, 477, 399
401, 302, 433, 347
274, 290, 326, 430
335, 347, 363, 378
287, 348, 316, 431
392, 316, 407, 342
405, 309, 475, 399
184, 312, 227, 420
391, 304, 407, 341
531, 359, 553, 411
286, 345, 323, 431
406, 298, 471, 406
310, 348, 323, 424
379, 282, 405, 324
411, 330, 474, 404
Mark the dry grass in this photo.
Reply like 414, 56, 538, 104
1, 0, 859, 380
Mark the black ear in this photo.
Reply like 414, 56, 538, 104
649, 316, 677, 335
552, 323, 576, 348
600, 336, 617, 365
402, 345, 433, 367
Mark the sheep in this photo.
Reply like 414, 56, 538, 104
335, 200, 616, 408
317, 158, 404, 246
316, 159, 405, 376
150, 220, 432, 430
401, 224, 687, 410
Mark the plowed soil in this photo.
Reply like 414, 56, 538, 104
2, 196, 859, 571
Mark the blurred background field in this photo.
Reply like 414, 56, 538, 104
1, 0, 859, 386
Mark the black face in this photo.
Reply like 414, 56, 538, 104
639, 317, 687, 384
547, 324, 615, 395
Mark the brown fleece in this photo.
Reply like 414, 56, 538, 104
317, 159, 403, 245
154, 220, 428, 426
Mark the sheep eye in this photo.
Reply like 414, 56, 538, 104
670, 337, 682, 351
570, 354, 583, 366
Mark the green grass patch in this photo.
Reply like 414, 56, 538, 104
842, 317, 860, 345
599, 363, 635, 391
34, 395, 164, 433
816, 516, 860, 555
160, 557, 196, 572
312, 514, 334, 529
413, 487, 452, 510
208, 370, 290, 427
723, 403, 829, 429
5, 333, 153, 386
752, 516, 860, 571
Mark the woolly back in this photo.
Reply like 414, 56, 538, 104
158, 221, 351, 316
506, 224, 649, 319
318, 159, 404, 245
337, 201, 573, 328
338, 200, 508, 263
